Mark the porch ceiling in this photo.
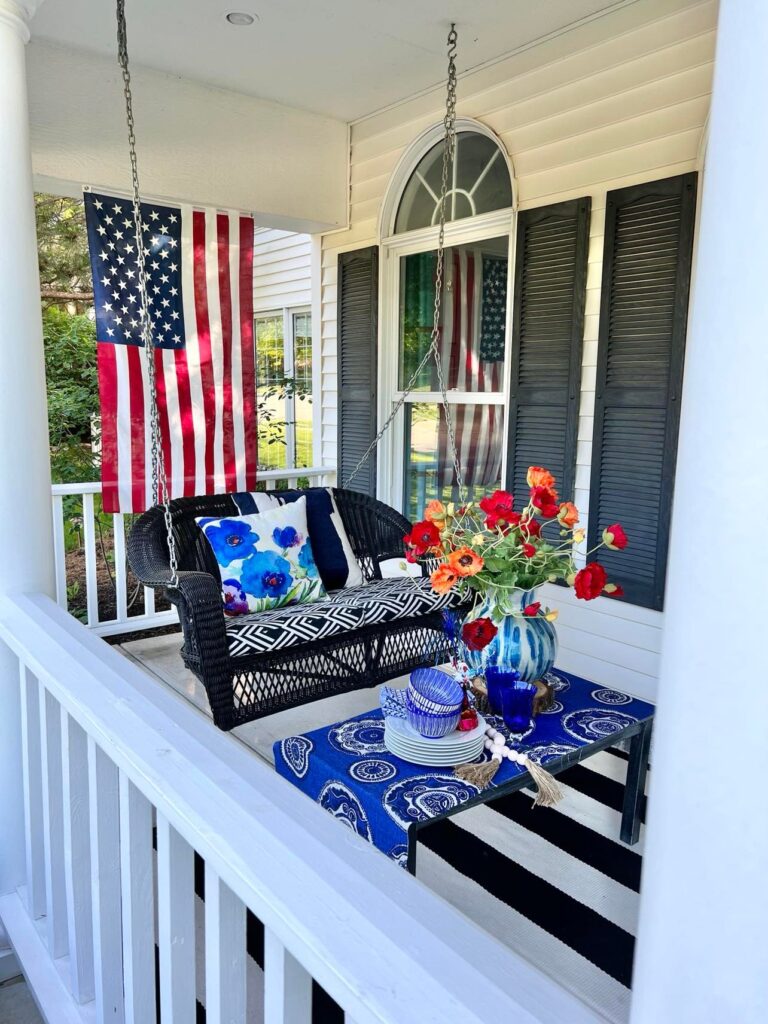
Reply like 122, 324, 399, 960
32, 0, 634, 122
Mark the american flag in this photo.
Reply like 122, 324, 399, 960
84, 191, 257, 513
437, 247, 505, 489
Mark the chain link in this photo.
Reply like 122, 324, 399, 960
343, 23, 465, 502
116, 0, 179, 588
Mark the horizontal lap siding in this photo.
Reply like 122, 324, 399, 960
253, 229, 311, 311
319, 0, 714, 699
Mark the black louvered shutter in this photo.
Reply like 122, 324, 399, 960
337, 246, 379, 496
588, 173, 697, 610
506, 198, 591, 517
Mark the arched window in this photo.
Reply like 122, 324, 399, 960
394, 130, 512, 234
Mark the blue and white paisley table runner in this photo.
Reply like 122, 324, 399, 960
273, 671, 655, 866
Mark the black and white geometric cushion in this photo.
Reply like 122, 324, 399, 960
225, 576, 463, 658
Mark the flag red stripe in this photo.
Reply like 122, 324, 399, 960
239, 216, 257, 490
173, 347, 196, 495
192, 211, 216, 493
97, 344, 120, 513
217, 214, 236, 492
153, 346, 172, 503
126, 344, 146, 512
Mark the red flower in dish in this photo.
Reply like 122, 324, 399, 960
461, 617, 498, 652
523, 601, 541, 617
530, 485, 560, 519
521, 542, 536, 558
403, 520, 441, 557
574, 562, 607, 601
603, 523, 628, 550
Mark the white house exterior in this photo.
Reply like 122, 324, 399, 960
0, 1, 767, 1022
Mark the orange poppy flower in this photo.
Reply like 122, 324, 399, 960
430, 564, 459, 594
527, 466, 555, 490
424, 499, 446, 523
557, 501, 579, 528
447, 546, 484, 577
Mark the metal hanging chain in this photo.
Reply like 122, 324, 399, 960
343, 23, 465, 501
116, 0, 179, 587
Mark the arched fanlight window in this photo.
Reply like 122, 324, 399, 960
394, 130, 512, 234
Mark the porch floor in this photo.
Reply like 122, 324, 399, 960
118, 631, 645, 1024
0, 976, 43, 1024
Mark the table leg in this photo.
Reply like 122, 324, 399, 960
621, 722, 652, 845
406, 827, 418, 876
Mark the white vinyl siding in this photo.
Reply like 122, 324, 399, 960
253, 228, 312, 312
319, 0, 716, 700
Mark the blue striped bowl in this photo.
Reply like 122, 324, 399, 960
408, 668, 463, 716
405, 693, 461, 738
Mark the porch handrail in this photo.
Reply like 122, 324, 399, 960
0, 592, 599, 1024
50, 468, 336, 636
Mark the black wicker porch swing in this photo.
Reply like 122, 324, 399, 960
120, 7, 469, 730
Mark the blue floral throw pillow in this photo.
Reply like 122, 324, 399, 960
196, 497, 327, 616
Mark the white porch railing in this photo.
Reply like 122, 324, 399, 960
51, 468, 335, 636
0, 594, 598, 1024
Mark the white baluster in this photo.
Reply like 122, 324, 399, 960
82, 492, 99, 627
119, 774, 156, 1024
51, 493, 67, 609
156, 813, 196, 1022
204, 865, 246, 1024
88, 737, 125, 1022
143, 586, 155, 618
39, 682, 68, 958
113, 513, 128, 624
264, 927, 312, 1024
61, 711, 94, 1003
19, 664, 45, 919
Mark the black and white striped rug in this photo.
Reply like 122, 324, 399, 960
416, 747, 643, 1023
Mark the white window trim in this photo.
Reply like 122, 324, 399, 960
254, 304, 313, 472
377, 208, 518, 511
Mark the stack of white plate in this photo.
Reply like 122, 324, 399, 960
384, 714, 487, 767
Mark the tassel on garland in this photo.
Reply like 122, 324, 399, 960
455, 745, 563, 807
525, 756, 563, 808
455, 757, 501, 789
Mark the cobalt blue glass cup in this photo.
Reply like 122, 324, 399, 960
485, 666, 520, 716
500, 680, 538, 735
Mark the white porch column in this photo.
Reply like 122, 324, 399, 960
0, 0, 53, 901
631, 2, 768, 1021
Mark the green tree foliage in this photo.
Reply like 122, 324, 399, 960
43, 306, 100, 483
36, 194, 93, 305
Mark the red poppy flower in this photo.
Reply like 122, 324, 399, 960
403, 520, 441, 557
574, 562, 607, 601
604, 583, 625, 598
461, 617, 498, 652
521, 542, 536, 558
530, 485, 560, 518
603, 523, 628, 550
519, 516, 541, 537
522, 601, 541, 617
479, 490, 514, 529
486, 510, 520, 531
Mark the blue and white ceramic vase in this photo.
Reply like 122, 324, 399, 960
475, 588, 557, 685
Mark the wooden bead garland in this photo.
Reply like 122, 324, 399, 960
455, 725, 564, 807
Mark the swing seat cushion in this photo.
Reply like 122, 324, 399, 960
225, 576, 463, 657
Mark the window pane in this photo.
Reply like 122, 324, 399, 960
292, 311, 312, 469
255, 313, 286, 471
404, 402, 503, 521
399, 237, 509, 392
395, 131, 512, 234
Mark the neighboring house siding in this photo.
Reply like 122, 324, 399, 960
253, 228, 312, 311
319, 0, 716, 700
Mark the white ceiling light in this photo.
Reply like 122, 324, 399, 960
226, 12, 255, 27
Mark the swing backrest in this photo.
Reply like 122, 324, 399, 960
129, 488, 412, 588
